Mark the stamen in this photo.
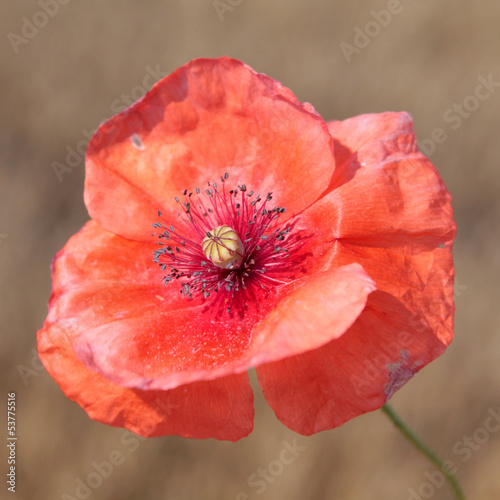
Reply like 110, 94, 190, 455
151, 173, 308, 313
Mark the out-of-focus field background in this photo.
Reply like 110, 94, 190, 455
1, 1, 499, 499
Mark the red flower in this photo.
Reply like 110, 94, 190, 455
37, 57, 455, 441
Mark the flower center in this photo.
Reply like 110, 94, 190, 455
202, 225, 244, 269
152, 173, 306, 313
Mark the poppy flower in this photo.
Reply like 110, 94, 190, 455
37, 57, 455, 441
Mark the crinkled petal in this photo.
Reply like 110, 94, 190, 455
85, 57, 335, 241
243, 263, 376, 367
298, 112, 455, 260
329, 112, 415, 169
38, 322, 253, 440
73, 265, 375, 390
41, 221, 375, 397
312, 111, 455, 345
37, 221, 254, 440
257, 283, 450, 435
257, 243, 454, 435
255, 112, 456, 435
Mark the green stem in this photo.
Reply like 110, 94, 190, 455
382, 404, 466, 500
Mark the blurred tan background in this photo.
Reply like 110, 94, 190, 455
1, 1, 499, 499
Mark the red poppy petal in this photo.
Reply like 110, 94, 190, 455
327, 112, 416, 190
85, 57, 334, 241
302, 112, 455, 249
45, 222, 196, 332
45, 221, 374, 397
305, 111, 455, 345
243, 263, 376, 366
303, 113, 455, 339
73, 263, 375, 391
255, 112, 455, 435
257, 243, 453, 435
335, 241, 455, 344
38, 322, 253, 440
39, 221, 254, 440
43, 221, 250, 387
329, 112, 415, 164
